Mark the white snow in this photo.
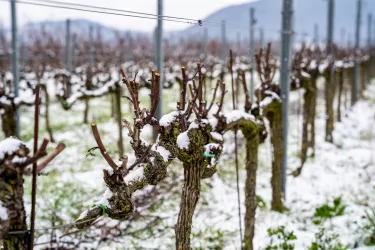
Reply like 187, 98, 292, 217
0, 138, 23, 160
124, 165, 145, 185
264, 90, 281, 102
0, 200, 7, 220
95, 188, 113, 208
204, 143, 220, 154
177, 131, 190, 149
12, 155, 27, 164
210, 132, 223, 142
226, 110, 255, 123
209, 117, 218, 130
77, 210, 88, 220
159, 111, 181, 127
155, 146, 170, 162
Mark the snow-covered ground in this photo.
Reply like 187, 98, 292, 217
2, 76, 375, 249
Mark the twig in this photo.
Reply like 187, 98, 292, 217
31, 83, 41, 249
125, 144, 153, 174
91, 123, 118, 169
37, 143, 66, 174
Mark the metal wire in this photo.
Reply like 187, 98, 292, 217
7, 217, 98, 235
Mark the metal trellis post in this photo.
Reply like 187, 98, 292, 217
249, 7, 256, 102
89, 25, 94, 66
221, 20, 226, 62
280, 0, 294, 199
65, 19, 72, 72
353, 0, 362, 105
367, 13, 372, 50
155, 0, 164, 121
11, 0, 20, 138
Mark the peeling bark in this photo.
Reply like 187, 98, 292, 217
114, 83, 124, 157
324, 65, 336, 143
1, 107, 17, 138
264, 101, 284, 212
243, 129, 259, 250
0, 143, 30, 250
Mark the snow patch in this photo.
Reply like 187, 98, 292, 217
159, 111, 181, 127
124, 166, 145, 185
0, 201, 7, 220
177, 131, 190, 149
0, 138, 23, 160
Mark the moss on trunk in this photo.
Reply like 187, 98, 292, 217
175, 160, 203, 250
1, 107, 17, 138
265, 101, 284, 212
243, 130, 259, 250
0, 146, 29, 250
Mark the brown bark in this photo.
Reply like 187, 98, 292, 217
265, 101, 284, 212
299, 80, 313, 175
0, 145, 29, 250
175, 160, 203, 250
324, 66, 336, 143
243, 130, 259, 250
359, 63, 366, 99
337, 69, 344, 122
1, 107, 17, 138
308, 78, 317, 151
42, 85, 55, 142
114, 84, 124, 157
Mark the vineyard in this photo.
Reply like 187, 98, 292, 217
1, 0, 375, 250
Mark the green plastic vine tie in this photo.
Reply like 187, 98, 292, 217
96, 204, 107, 216
203, 153, 215, 158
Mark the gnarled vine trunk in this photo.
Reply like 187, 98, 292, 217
300, 80, 313, 170
324, 66, 336, 143
114, 83, 124, 157
243, 131, 259, 250
308, 77, 317, 151
175, 159, 203, 250
1, 107, 17, 138
265, 102, 284, 212
0, 145, 29, 250
336, 69, 344, 122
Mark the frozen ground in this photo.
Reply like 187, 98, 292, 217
2, 79, 375, 249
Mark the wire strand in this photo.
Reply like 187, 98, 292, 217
0, 0, 196, 25
27, 0, 200, 22
7, 217, 99, 235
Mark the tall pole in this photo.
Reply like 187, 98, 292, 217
280, 0, 294, 198
202, 28, 208, 57
237, 32, 241, 51
353, 0, 362, 105
259, 27, 264, 49
221, 20, 226, 62
340, 28, 346, 48
367, 13, 372, 49
155, 0, 164, 121
313, 23, 319, 45
11, 0, 20, 138
65, 19, 71, 72
249, 8, 256, 103
89, 25, 94, 66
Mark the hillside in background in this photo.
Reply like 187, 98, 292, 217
2, 0, 373, 45
173, 0, 373, 45
18, 19, 149, 42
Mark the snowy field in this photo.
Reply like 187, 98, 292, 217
4, 78, 375, 249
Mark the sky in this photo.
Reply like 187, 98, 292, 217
0, 0, 252, 32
